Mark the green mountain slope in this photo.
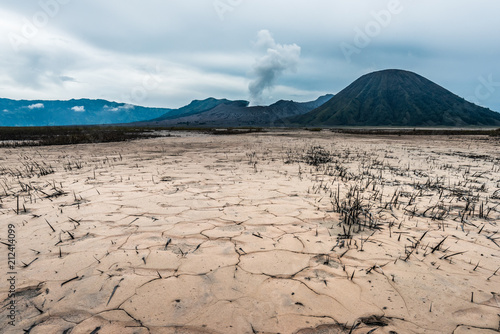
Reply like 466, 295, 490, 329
292, 69, 500, 127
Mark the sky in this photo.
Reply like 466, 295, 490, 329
1, 0, 499, 110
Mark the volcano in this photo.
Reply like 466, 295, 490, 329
292, 69, 500, 127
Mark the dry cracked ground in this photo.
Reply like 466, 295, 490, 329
0, 130, 499, 334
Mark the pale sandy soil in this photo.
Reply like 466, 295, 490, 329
0, 130, 499, 334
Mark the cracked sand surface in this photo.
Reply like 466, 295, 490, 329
0, 131, 499, 333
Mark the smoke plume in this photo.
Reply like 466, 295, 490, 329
248, 30, 301, 105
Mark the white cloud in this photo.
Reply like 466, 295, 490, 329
27, 103, 44, 109
104, 104, 135, 112
71, 106, 85, 112
121, 104, 134, 110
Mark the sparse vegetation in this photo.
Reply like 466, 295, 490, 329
1, 130, 498, 334
329, 127, 500, 136
304, 145, 332, 166
0, 126, 161, 147
0, 126, 265, 147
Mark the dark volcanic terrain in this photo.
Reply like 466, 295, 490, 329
139, 95, 333, 127
293, 69, 500, 127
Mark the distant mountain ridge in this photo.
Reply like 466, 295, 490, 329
0, 98, 169, 126
292, 69, 500, 127
138, 95, 334, 127
0, 95, 333, 127
151, 98, 246, 121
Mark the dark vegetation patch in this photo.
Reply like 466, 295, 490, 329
0, 126, 161, 147
329, 128, 500, 136
0, 126, 264, 147
304, 146, 332, 166
205, 128, 264, 135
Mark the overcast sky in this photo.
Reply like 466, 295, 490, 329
1, 0, 499, 110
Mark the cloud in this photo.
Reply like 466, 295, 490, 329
104, 104, 135, 112
60, 76, 76, 82
248, 30, 301, 105
1, 2, 500, 111
27, 103, 44, 109
71, 106, 85, 112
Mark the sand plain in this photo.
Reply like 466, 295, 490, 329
0, 130, 499, 334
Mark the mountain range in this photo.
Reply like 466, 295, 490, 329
0, 95, 333, 127
1, 69, 499, 128
137, 95, 334, 127
0, 98, 168, 127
